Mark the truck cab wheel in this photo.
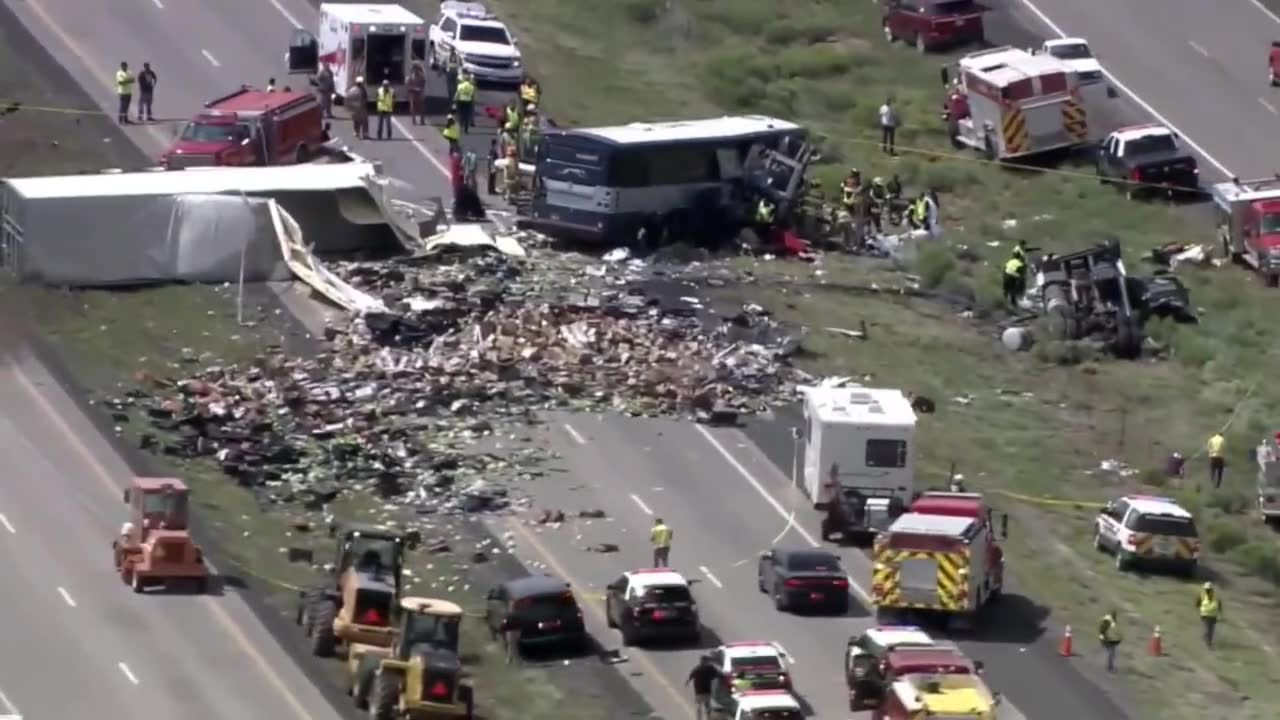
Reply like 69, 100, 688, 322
296, 144, 310, 163
915, 34, 928, 53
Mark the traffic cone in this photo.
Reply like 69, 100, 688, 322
1059, 625, 1073, 657
1149, 626, 1163, 657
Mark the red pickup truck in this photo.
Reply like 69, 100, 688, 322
161, 87, 325, 169
1270, 41, 1280, 85
883, 0, 989, 53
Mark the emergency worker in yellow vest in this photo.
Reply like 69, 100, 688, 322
1198, 582, 1222, 649
454, 72, 476, 133
909, 195, 928, 230
442, 114, 461, 154
1002, 254, 1026, 308
519, 75, 540, 112
518, 107, 541, 162
115, 61, 135, 124
375, 80, 395, 140
650, 518, 673, 567
755, 198, 776, 227
503, 99, 521, 135
1098, 610, 1122, 672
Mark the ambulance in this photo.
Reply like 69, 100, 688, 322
942, 46, 1102, 161
287, 3, 430, 106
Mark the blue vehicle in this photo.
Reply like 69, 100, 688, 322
521, 115, 807, 244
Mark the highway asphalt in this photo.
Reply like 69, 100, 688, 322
1002, 0, 1280, 180
503, 413, 1140, 720
0, 345, 348, 720
2, 0, 506, 195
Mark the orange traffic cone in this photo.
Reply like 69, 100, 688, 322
1149, 626, 1164, 657
1059, 625, 1073, 657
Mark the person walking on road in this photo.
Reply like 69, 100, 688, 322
136, 62, 157, 122
686, 656, 718, 720
442, 113, 461, 155
1207, 431, 1226, 488
407, 63, 427, 125
115, 61, 135, 124
454, 71, 476, 134
1198, 581, 1222, 649
314, 61, 335, 118
444, 49, 461, 103
375, 79, 395, 140
1098, 609, 1122, 672
346, 76, 369, 140
878, 96, 899, 156
650, 518, 673, 568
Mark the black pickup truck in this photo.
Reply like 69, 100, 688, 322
1095, 124, 1199, 199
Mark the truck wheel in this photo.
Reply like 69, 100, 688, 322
773, 586, 789, 612
461, 685, 475, 720
983, 134, 996, 162
1093, 531, 1106, 553
370, 672, 401, 720
947, 119, 963, 150
1115, 551, 1131, 572
1112, 320, 1142, 359
883, 22, 895, 43
131, 569, 146, 594
296, 144, 311, 163
310, 599, 338, 657
915, 34, 928, 53
1267, 273, 1279, 288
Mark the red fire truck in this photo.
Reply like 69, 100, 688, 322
1211, 175, 1280, 286
161, 87, 326, 169
871, 492, 1007, 629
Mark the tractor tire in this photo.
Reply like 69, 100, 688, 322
351, 656, 379, 710
370, 672, 402, 720
310, 599, 338, 657
1112, 320, 1142, 360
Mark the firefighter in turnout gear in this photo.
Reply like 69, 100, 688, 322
1098, 610, 1122, 672
1198, 582, 1222, 649
841, 169, 862, 212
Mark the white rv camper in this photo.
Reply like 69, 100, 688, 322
801, 386, 917, 514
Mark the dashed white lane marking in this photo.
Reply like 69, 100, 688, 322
117, 662, 139, 685
57, 587, 77, 607
267, 0, 304, 30
1188, 40, 1209, 57
563, 424, 587, 444
200, 49, 221, 67
1261, 97, 1278, 114
693, 425, 873, 604
150, 0, 164, 8
629, 494, 654, 516
1012, 0, 1233, 177
0, 683, 20, 715
0, 514, 13, 534
698, 566, 723, 588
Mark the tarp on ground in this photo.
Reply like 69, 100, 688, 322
11, 192, 290, 286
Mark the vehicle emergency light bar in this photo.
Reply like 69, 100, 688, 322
738, 689, 790, 696
875, 625, 924, 632
632, 568, 675, 574
1132, 495, 1177, 504
443, 1, 496, 19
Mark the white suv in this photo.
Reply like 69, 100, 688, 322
1094, 494, 1200, 575
428, 1, 523, 84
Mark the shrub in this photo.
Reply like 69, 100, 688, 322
1033, 340, 1087, 366
619, 0, 665, 24
915, 244, 955, 289
1205, 519, 1248, 554
763, 18, 838, 46
1171, 328, 1217, 369
698, 0, 777, 35
1230, 541, 1280, 586
1205, 488, 1252, 515
776, 45, 855, 79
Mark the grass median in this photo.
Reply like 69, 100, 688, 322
473, 0, 1280, 716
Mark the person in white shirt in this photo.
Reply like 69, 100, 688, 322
878, 97, 899, 155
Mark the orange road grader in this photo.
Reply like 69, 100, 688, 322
112, 477, 210, 593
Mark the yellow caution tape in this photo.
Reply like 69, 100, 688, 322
990, 488, 1105, 509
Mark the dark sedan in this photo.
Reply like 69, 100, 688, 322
757, 548, 850, 613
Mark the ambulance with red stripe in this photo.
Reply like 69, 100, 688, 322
942, 46, 1101, 161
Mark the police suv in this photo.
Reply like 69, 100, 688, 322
428, 1, 523, 84
604, 569, 700, 645
1094, 494, 1200, 575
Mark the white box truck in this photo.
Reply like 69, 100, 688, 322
287, 3, 430, 106
798, 386, 917, 541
